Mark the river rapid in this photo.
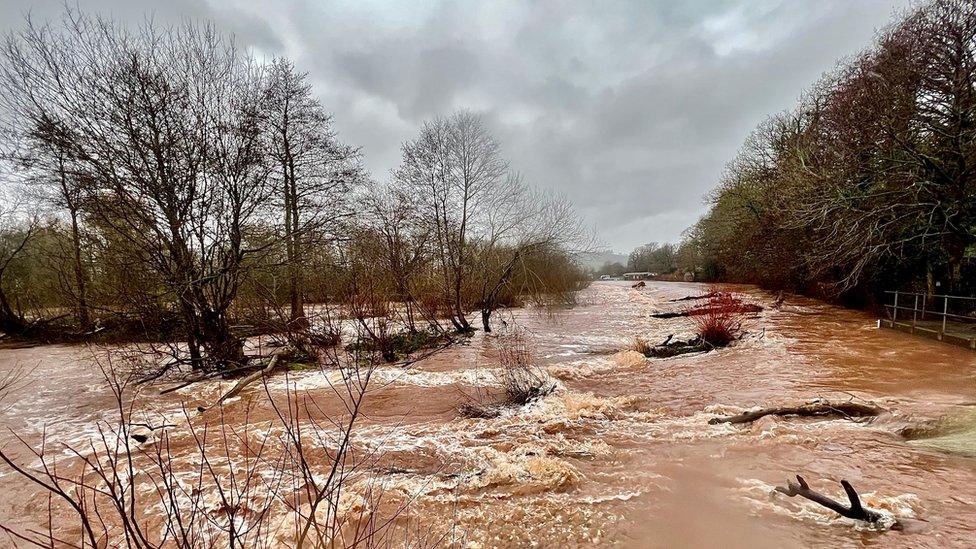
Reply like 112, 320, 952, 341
1, 281, 975, 548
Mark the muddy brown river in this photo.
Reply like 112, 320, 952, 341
1, 281, 975, 547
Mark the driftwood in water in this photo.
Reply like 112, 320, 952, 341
651, 303, 763, 319
632, 281, 646, 288
709, 401, 880, 425
689, 303, 763, 315
199, 348, 289, 412
129, 421, 178, 443
775, 475, 901, 529
669, 291, 721, 302
643, 334, 711, 358
158, 356, 282, 395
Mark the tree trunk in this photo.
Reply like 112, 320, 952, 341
0, 288, 26, 334
945, 234, 967, 293
926, 261, 935, 297
287, 165, 304, 325
775, 476, 899, 529
60, 160, 89, 329
280, 99, 305, 326
199, 308, 245, 369
447, 314, 465, 333
179, 299, 204, 370
479, 248, 524, 335
708, 401, 880, 425
452, 268, 469, 332
68, 208, 90, 328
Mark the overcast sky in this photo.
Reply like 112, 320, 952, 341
1, 0, 912, 252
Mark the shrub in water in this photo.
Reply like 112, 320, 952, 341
691, 294, 745, 347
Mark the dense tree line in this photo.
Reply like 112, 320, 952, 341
677, 0, 976, 302
0, 9, 587, 370
627, 242, 677, 275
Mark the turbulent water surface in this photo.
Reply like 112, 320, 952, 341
2, 281, 976, 547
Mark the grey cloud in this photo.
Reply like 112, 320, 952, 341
336, 43, 479, 118
0, 0, 284, 52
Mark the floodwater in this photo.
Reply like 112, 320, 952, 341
2, 280, 976, 547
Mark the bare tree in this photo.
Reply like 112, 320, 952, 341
0, 11, 274, 369
262, 59, 362, 326
0, 195, 39, 334
14, 144, 92, 327
395, 111, 510, 332
361, 182, 438, 333
475, 189, 588, 332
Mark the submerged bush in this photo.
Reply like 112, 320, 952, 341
458, 330, 555, 417
499, 333, 556, 405
632, 336, 653, 356
345, 329, 451, 362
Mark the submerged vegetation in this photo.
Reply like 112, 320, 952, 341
458, 330, 556, 418
0, 7, 589, 546
638, 291, 751, 357
0, 9, 589, 373
2, 0, 972, 546
345, 328, 455, 363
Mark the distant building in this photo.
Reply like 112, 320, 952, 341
622, 272, 655, 281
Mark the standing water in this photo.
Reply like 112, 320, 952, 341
1, 281, 975, 547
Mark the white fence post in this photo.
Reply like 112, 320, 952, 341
912, 294, 919, 331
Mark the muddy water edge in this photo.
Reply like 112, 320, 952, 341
1, 280, 975, 548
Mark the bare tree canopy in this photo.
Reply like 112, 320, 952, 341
678, 0, 976, 300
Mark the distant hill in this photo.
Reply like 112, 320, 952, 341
576, 250, 629, 270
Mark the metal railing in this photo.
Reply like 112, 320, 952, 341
882, 291, 976, 342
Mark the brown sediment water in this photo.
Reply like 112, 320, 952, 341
1, 280, 976, 547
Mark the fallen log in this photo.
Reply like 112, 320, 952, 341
129, 421, 178, 443
200, 348, 289, 412
634, 333, 716, 358
775, 475, 901, 529
669, 291, 722, 302
688, 303, 763, 316
709, 401, 880, 425
650, 311, 685, 319
650, 303, 764, 318
158, 360, 271, 395
644, 335, 711, 358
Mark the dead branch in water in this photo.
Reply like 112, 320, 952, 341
638, 335, 712, 358
669, 291, 721, 302
651, 303, 763, 319
775, 475, 901, 529
709, 401, 880, 425
201, 347, 290, 411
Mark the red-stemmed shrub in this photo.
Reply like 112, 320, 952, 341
690, 293, 746, 346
